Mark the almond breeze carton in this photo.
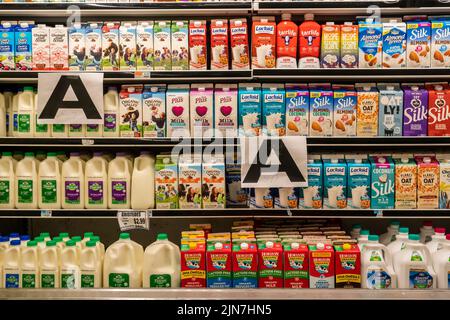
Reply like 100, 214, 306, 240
153, 21, 171, 71
358, 19, 382, 68
238, 83, 262, 136
309, 85, 333, 136
370, 156, 395, 209
155, 155, 178, 209
166, 84, 190, 138
101, 22, 120, 70
299, 157, 323, 209
14, 22, 33, 71
346, 158, 371, 209
119, 22, 137, 71
262, 84, 286, 136
323, 158, 347, 209
407, 21, 431, 68
394, 157, 417, 209
136, 21, 154, 71
202, 154, 226, 209
378, 84, 404, 136
68, 23, 86, 71
215, 84, 238, 138
119, 84, 143, 137
285, 84, 309, 136
84, 22, 102, 71
171, 21, 188, 71
142, 84, 166, 138
178, 154, 202, 209
190, 83, 214, 138
332, 85, 357, 136
382, 20, 407, 69
431, 20, 450, 68
402, 85, 428, 136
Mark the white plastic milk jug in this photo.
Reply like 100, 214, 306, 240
131, 151, 155, 209
3, 240, 21, 288
11, 89, 21, 137
108, 153, 131, 209
40, 241, 60, 288
15, 152, 38, 209
387, 227, 409, 256
103, 87, 120, 137
85, 152, 108, 209
426, 227, 446, 254
20, 240, 39, 288
432, 234, 450, 289
61, 152, 85, 209
60, 240, 80, 289
38, 152, 61, 209
34, 92, 50, 137
80, 240, 102, 288
379, 221, 400, 245
16, 86, 35, 137
420, 221, 435, 244
357, 230, 370, 250
0, 92, 6, 137
0, 152, 15, 208
3, 89, 13, 136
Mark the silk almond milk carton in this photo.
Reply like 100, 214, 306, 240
189, 20, 207, 70
356, 85, 379, 136
215, 84, 238, 138
333, 85, 357, 136
431, 20, 450, 68
252, 16, 276, 69
407, 21, 431, 68
230, 18, 249, 70
166, 84, 190, 138
378, 84, 404, 136
340, 22, 358, 68
285, 84, 309, 136
427, 84, 450, 136
382, 20, 407, 69
394, 157, 417, 209
309, 86, 333, 136
358, 19, 382, 68
262, 84, 285, 136
210, 19, 229, 70
190, 83, 214, 138
171, 21, 188, 71
415, 156, 439, 209
154, 21, 171, 70
438, 157, 450, 209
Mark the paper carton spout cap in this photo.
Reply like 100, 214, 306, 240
423, 157, 431, 163
355, 159, 362, 164
214, 242, 223, 250
304, 13, 314, 21
411, 86, 419, 91
401, 158, 409, 163
281, 14, 292, 21
331, 159, 338, 164
266, 241, 274, 248
127, 87, 135, 93
317, 243, 325, 250
163, 157, 170, 164
378, 157, 386, 164
240, 242, 249, 250
435, 85, 444, 91
291, 242, 299, 249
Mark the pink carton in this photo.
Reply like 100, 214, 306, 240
214, 84, 238, 137
32, 24, 50, 70
190, 84, 214, 138
50, 25, 69, 70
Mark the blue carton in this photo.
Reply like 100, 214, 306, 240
14, 22, 33, 70
299, 158, 323, 209
262, 83, 285, 136
370, 156, 395, 209
323, 158, 347, 209
0, 22, 15, 70
238, 83, 261, 137
346, 158, 371, 209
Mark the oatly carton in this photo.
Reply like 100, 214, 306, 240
181, 243, 206, 288
252, 16, 276, 69
431, 20, 450, 68
437, 157, 450, 209
210, 19, 229, 70
427, 84, 450, 136
258, 241, 283, 288
340, 22, 358, 68
382, 20, 407, 69
136, 21, 154, 71
202, 154, 226, 209
285, 84, 309, 136
262, 83, 286, 136
333, 84, 357, 136
230, 18, 250, 70
334, 244, 361, 288
68, 23, 86, 71
346, 158, 371, 209
0, 22, 15, 70
407, 20, 431, 68
358, 19, 382, 68
299, 156, 323, 209
356, 84, 379, 136
238, 83, 262, 136
189, 20, 207, 70
50, 25, 69, 70
119, 84, 143, 137
206, 241, 232, 288
370, 156, 395, 209
321, 23, 340, 68
153, 21, 171, 71
215, 84, 238, 138
166, 84, 190, 138
190, 83, 214, 138
323, 158, 347, 209
101, 22, 120, 70
232, 242, 258, 288
402, 85, 428, 136
283, 243, 309, 288
84, 22, 102, 71
32, 24, 50, 70
142, 84, 166, 138
378, 84, 404, 136
14, 22, 33, 71
155, 154, 178, 209
415, 156, 440, 209
393, 157, 417, 209
309, 243, 335, 289
119, 22, 137, 71
309, 85, 333, 136
171, 21, 188, 71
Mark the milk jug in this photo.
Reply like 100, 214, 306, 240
71, 236, 83, 255
16, 86, 35, 137
3, 240, 21, 288
4, 90, 13, 136
350, 224, 362, 239
60, 240, 80, 289
11, 90, 21, 137
432, 234, 450, 288
143, 233, 181, 288
40, 241, 60, 288
80, 240, 102, 288
20, 235, 30, 247
108, 153, 131, 209
361, 235, 397, 289
90, 236, 105, 260
426, 227, 447, 254
357, 230, 370, 250
35, 237, 45, 250
21, 240, 39, 288
387, 227, 409, 256
393, 234, 436, 289
2, 151, 17, 170
379, 221, 400, 245
38, 152, 61, 209
85, 152, 108, 209
15, 152, 38, 209
420, 221, 435, 243
61, 152, 85, 209
103, 233, 144, 288
103, 87, 120, 137
0, 152, 15, 208
131, 151, 155, 210
34, 93, 50, 137
0, 92, 6, 137
0, 236, 10, 288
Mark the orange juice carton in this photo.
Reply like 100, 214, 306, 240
155, 154, 178, 209
298, 14, 321, 68
32, 24, 50, 70
136, 21, 154, 71
101, 22, 120, 70
258, 241, 283, 288
283, 242, 309, 288
15, 22, 33, 71
190, 83, 214, 138
50, 25, 68, 70
415, 156, 440, 209
382, 20, 407, 69
407, 20, 431, 68
393, 157, 417, 209
323, 158, 347, 209
299, 156, 323, 209
356, 84, 379, 136
238, 83, 262, 136
202, 154, 226, 209
119, 84, 143, 137
181, 242, 206, 288
84, 22, 102, 71
276, 13, 298, 69
285, 84, 309, 136
0, 22, 15, 70
210, 19, 229, 70
189, 20, 207, 70
334, 244, 361, 288
427, 84, 450, 136
309, 243, 335, 289
119, 22, 137, 71
230, 18, 249, 70
332, 84, 357, 136
171, 20, 188, 71
232, 242, 258, 288
142, 84, 166, 138
206, 241, 232, 288
358, 19, 382, 68
252, 16, 276, 69
321, 22, 340, 68
346, 158, 371, 209
378, 83, 404, 136
215, 84, 238, 138
154, 21, 171, 70
262, 83, 285, 136
68, 23, 86, 71
370, 156, 395, 209
166, 84, 190, 138
431, 20, 450, 68
309, 85, 333, 136
437, 156, 450, 209
340, 22, 358, 68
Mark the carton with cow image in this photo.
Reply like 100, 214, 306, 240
206, 237, 232, 288
232, 242, 258, 288
101, 22, 120, 71
119, 84, 143, 137
181, 235, 206, 288
309, 243, 335, 288
258, 240, 283, 288
334, 243, 361, 288
283, 242, 309, 288
142, 84, 166, 138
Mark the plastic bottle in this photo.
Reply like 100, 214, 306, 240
90, 236, 105, 260
0, 152, 15, 208
40, 232, 51, 242
11, 89, 21, 137
420, 221, 435, 244
131, 151, 155, 210
80, 152, 91, 163
108, 153, 131, 209
276, 13, 298, 69
35, 150, 46, 162
393, 234, 436, 289
16, 86, 35, 137
357, 229, 370, 250
56, 151, 67, 163
103, 87, 120, 137
20, 240, 39, 288
432, 234, 450, 289
81, 232, 94, 247
60, 240, 80, 289
379, 221, 400, 245
350, 224, 362, 239
143, 233, 181, 288
34, 237, 46, 250
71, 236, 83, 255
53, 237, 65, 252
40, 240, 60, 288
20, 235, 30, 247
426, 227, 447, 254
0, 92, 6, 137
80, 240, 102, 288
68, 123, 86, 137
61, 152, 85, 209
85, 152, 108, 209
38, 152, 61, 209
34, 92, 50, 137
4, 89, 14, 136
13, 151, 24, 162
3, 240, 21, 288
387, 227, 409, 256
15, 152, 38, 209
0, 236, 9, 288
9, 233, 20, 241
298, 14, 321, 68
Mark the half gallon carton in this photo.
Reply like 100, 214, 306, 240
50, 25, 69, 70
258, 241, 283, 288
431, 20, 450, 68
206, 242, 232, 288
382, 20, 407, 69
415, 156, 439, 209
370, 156, 395, 209
166, 84, 190, 138
101, 22, 120, 70
202, 154, 226, 209
84, 22, 102, 71
119, 84, 142, 137
394, 157, 417, 209
252, 16, 276, 69
299, 157, 323, 209
210, 19, 229, 70
181, 243, 206, 288
238, 83, 261, 136
356, 85, 379, 136
407, 21, 431, 68
427, 84, 450, 136
333, 85, 357, 136
358, 19, 382, 68
230, 18, 250, 70
142, 84, 166, 138
68, 23, 86, 71
0, 22, 15, 70
402, 85, 428, 136
437, 157, 450, 209
378, 84, 403, 136
232, 242, 258, 288
189, 20, 207, 70
321, 23, 340, 68
284, 243, 309, 288
153, 21, 171, 71
119, 22, 137, 71
334, 244, 361, 288
32, 24, 50, 70
215, 84, 238, 137
155, 155, 178, 209
171, 21, 188, 71
309, 86, 333, 136
309, 243, 335, 289
190, 83, 214, 138
15, 22, 33, 71
340, 22, 358, 68
226, 159, 248, 208
262, 84, 285, 136
346, 158, 371, 209
285, 84, 309, 136
136, 21, 154, 71
323, 159, 347, 209
178, 154, 202, 209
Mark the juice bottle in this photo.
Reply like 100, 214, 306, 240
276, 14, 298, 69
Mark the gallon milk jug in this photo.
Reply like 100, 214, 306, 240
432, 234, 450, 289
379, 221, 400, 245
20, 235, 30, 247
21, 240, 39, 288
4, 89, 13, 136
80, 240, 102, 288
143, 233, 181, 288
131, 151, 155, 209
0, 236, 9, 288
393, 234, 436, 289
420, 221, 435, 243
103, 233, 144, 288
60, 240, 80, 289
82, 232, 94, 247
357, 230, 370, 250
426, 227, 447, 254
11, 90, 21, 137
350, 224, 362, 239
61, 152, 85, 209
68, 123, 86, 137
15, 152, 38, 209
38, 152, 61, 209
40, 241, 60, 288
387, 227, 409, 256
103, 87, 120, 137
85, 152, 108, 209
34, 92, 50, 137
361, 235, 397, 289
108, 153, 131, 209
34, 237, 45, 250
3, 151, 17, 170
0, 92, 6, 137
71, 236, 83, 255
3, 240, 21, 288
90, 236, 105, 260
0, 152, 15, 208
16, 86, 35, 137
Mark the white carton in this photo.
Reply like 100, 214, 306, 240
153, 21, 171, 70
136, 21, 154, 71
32, 24, 50, 70
178, 154, 202, 209
382, 21, 407, 69
407, 21, 431, 68
142, 84, 166, 138
171, 21, 188, 71
166, 84, 190, 138
202, 154, 226, 209
190, 84, 214, 138
214, 84, 238, 137
119, 22, 137, 71
119, 85, 143, 138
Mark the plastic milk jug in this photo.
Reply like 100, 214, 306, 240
80, 240, 102, 288
90, 236, 105, 260
11, 90, 21, 137
38, 152, 61, 209
379, 221, 400, 245
426, 228, 447, 254
15, 152, 38, 209
16, 87, 34, 137
21, 241, 39, 288
2, 151, 17, 170
0, 237, 8, 288
143, 233, 181, 288
40, 241, 60, 288
85, 152, 108, 209
393, 234, 436, 289
34, 92, 50, 137
51, 123, 68, 137
61, 152, 85, 209
4, 90, 13, 136
350, 224, 362, 239
387, 227, 409, 256
432, 234, 450, 288
131, 151, 155, 210
3, 240, 21, 288
420, 221, 435, 244
357, 230, 370, 250
103, 87, 120, 137
0, 152, 15, 208
60, 240, 80, 289
0, 92, 6, 137
20, 235, 30, 247
108, 153, 131, 209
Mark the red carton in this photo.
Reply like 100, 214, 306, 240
334, 244, 361, 288
309, 243, 335, 288
206, 242, 232, 288
210, 19, 229, 70
189, 20, 207, 70
427, 84, 450, 136
181, 243, 206, 288
232, 242, 258, 288
258, 241, 283, 288
283, 243, 309, 288
230, 18, 250, 70
252, 16, 276, 69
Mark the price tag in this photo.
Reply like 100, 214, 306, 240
117, 210, 149, 231
134, 71, 151, 79
81, 139, 95, 146
287, 209, 293, 217
40, 210, 52, 217
374, 210, 383, 217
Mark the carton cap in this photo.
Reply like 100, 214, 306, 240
266, 241, 274, 248
316, 243, 325, 249
107, 22, 115, 27
159, 21, 167, 27
176, 21, 184, 27
20, 22, 29, 28
354, 159, 362, 164
304, 13, 314, 21
343, 243, 351, 250
214, 242, 223, 250
281, 14, 291, 21
141, 21, 149, 27
194, 21, 201, 27
435, 85, 444, 91
240, 242, 249, 250
423, 157, 431, 163
411, 85, 419, 91
291, 242, 299, 249
401, 158, 409, 163
378, 157, 386, 164
234, 20, 243, 27
435, 227, 446, 234
331, 159, 338, 164
127, 86, 136, 93
151, 87, 158, 93
344, 22, 353, 26
215, 20, 224, 27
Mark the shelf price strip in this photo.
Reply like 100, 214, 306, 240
117, 210, 150, 231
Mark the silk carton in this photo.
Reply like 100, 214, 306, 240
431, 20, 450, 68
309, 86, 333, 136
407, 21, 431, 68
333, 85, 357, 136
402, 85, 428, 136
426, 84, 450, 136
370, 156, 395, 209
285, 84, 309, 136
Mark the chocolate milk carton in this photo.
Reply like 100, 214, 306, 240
50, 25, 69, 70
142, 84, 166, 138
356, 84, 379, 136
238, 83, 262, 136
333, 85, 357, 136
402, 85, 428, 136
309, 85, 333, 136
415, 156, 439, 209
323, 158, 347, 209
68, 23, 86, 71
15, 22, 33, 71
210, 19, 229, 70
346, 158, 371, 209
427, 84, 450, 136
378, 84, 404, 136
230, 18, 250, 70
340, 22, 358, 68
153, 21, 171, 71
32, 24, 50, 70
84, 22, 102, 71
136, 21, 154, 71
431, 20, 450, 68
393, 157, 417, 209
285, 84, 309, 136
262, 84, 286, 136
202, 154, 226, 209
407, 21, 431, 68
382, 20, 407, 69
190, 84, 214, 138
437, 157, 450, 209
358, 19, 382, 68
370, 156, 395, 209
299, 157, 323, 209
119, 85, 143, 137
166, 84, 190, 138
321, 23, 340, 68
119, 22, 137, 71
189, 20, 207, 70
0, 22, 15, 70
178, 154, 202, 209
171, 21, 189, 71
155, 155, 178, 209
215, 84, 238, 138
101, 22, 120, 70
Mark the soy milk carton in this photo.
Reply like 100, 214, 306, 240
32, 24, 50, 70
346, 158, 371, 209
323, 158, 347, 209
382, 21, 407, 69
321, 23, 340, 68
189, 20, 207, 70
190, 84, 214, 138
370, 156, 395, 209
119, 22, 137, 71
153, 21, 171, 71
262, 84, 285, 136
356, 85, 379, 136
437, 157, 450, 209
142, 84, 166, 138
407, 21, 431, 68
358, 19, 382, 68
136, 21, 154, 71
15, 22, 33, 71
202, 154, 226, 209
299, 157, 323, 209
68, 23, 86, 71
155, 155, 178, 209
119, 84, 143, 137
178, 155, 202, 209
0, 22, 15, 70
431, 20, 450, 68
166, 84, 190, 138
340, 22, 358, 68
215, 84, 238, 137
285, 84, 309, 136
230, 18, 250, 70
333, 85, 357, 136
84, 22, 102, 71
426, 84, 450, 136
415, 156, 439, 209
171, 21, 188, 71
252, 16, 276, 69
210, 19, 229, 70
238, 83, 261, 136
402, 85, 428, 136
309, 243, 335, 289
378, 84, 404, 136
393, 157, 417, 209
309, 86, 333, 136
101, 22, 120, 70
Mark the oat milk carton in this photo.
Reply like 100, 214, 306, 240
190, 84, 214, 138
347, 158, 371, 209
119, 84, 143, 137
407, 21, 431, 68
238, 83, 262, 136
210, 19, 229, 70
393, 157, 417, 209
431, 20, 450, 68
340, 22, 358, 68
202, 154, 226, 209
166, 84, 190, 138
309, 85, 333, 136
321, 23, 340, 68
101, 22, 120, 70
382, 20, 407, 69
370, 156, 395, 209
153, 21, 171, 71
171, 21, 188, 71
323, 158, 347, 209
189, 20, 207, 70
285, 84, 309, 136
230, 18, 250, 70
333, 85, 357, 136
299, 157, 323, 209
32, 24, 50, 70
356, 85, 379, 136
142, 84, 166, 138
155, 155, 178, 209
0, 22, 15, 70
358, 19, 382, 68
415, 156, 439, 209
427, 84, 450, 136
437, 157, 450, 209
378, 84, 404, 136
84, 22, 102, 71
178, 154, 202, 209
15, 22, 33, 71
215, 84, 238, 138
252, 16, 276, 69
119, 22, 137, 71
402, 85, 428, 136
68, 23, 86, 71
262, 84, 285, 136
136, 21, 154, 71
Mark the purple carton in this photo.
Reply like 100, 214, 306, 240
402, 85, 428, 136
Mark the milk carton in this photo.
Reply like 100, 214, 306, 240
415, 156, 439, 209
190, 84, 214, 138
171, 21, 188, 71
14, 22, 33, 71
407, 21, 431, 68
299, 157, 323, 209
238, 83, 262, 136
155, 155, 178, 209
0, 22, 15, 71
358, 19, 382, 68
232, 242, 257, 288
210, 19, 229, 70
119, 22, 137, 71
382, 21, 407, 69
393, 157, 417, 209
68, 23, 86, 71
333, 85, 357, 136
50, 25, 68, 70
119, 84, 143, 137
334, 244, 361, 288
32, 24, 50, 70
251, 16, 276, 69
206, 241, 232, 288
230, 18, 250, 70
136, 21, 154, 71
347, 158, 371, 209
309, 243, 335, 289
153, 21, 171, 71
402, 85, 428, 136
166, 84, 190, 138
323, 159, 347, 209
262, 84, 285, 136
285, 84, 309, 136
356, 85, 379, 136
189, 20, 207, 70
202, 154, 226, 209
309, 86, 333, 136
258, 241, 283, 288
215, 84, 238, 138
437, 157, 450, 209
142, 84, 166, 138
321, 23, 340, 68
431, 20, 450, 68
250, 188, 275, 209
370, 156, 395, 209
181, 242, 205, 288
178, 155, 202, 209
283, 243, 309, 288
275, 187, 299, 209
427, 84, 450, 136
101, 22, 120, 70
225, 159, 248, 208
84, 22, 102, 71
340, 22, 358, 68
378, 84, 404, 136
